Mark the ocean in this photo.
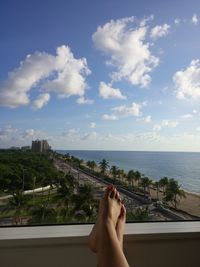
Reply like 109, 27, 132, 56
57, 150, 200, 194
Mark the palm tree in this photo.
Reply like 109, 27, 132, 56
99, 159, 109, 175
29, 203, 57, 224
3, 191, 29, 225
87, 160, 97, 171
154, 181, 160, 200
159, 177, 169, 195
140, 177, 152, 197
117, 169, 126, 183
164, 178, 186, 209
134, 170, 141, 187
127, 170, 135, 187
110, 165, 118, 183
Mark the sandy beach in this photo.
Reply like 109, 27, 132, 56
84, 162, 200, 217
150, 188, 200, 217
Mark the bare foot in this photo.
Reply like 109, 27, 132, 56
116, 204, 126, 249
88, 186, 125, 253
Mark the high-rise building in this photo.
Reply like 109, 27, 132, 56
31, 140, 51, 153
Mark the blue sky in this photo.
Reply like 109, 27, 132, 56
1, 0, 200, 151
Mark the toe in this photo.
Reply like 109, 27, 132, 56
104, 185, 113, 198
109, 187, 116, 198
115, 190, 120, 200
119, 204, 126, 218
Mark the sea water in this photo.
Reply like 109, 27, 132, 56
57, 150, 200, 194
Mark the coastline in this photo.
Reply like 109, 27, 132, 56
149, 188, 200, 217
57, 149, 200, 195
76, 158, 200, 218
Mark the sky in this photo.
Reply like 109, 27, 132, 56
1, 0, 200, 151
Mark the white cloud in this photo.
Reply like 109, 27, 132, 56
101, 114, 118, 121
90, 122, 96, 128
161, 120, 178, 127
150, 24, 170, 40
144, 115, 152, 123
174, 18, 181, 25
81, 131, 97, 141
137, 115, 152, 123
76, 96, 94, 104
139, 15, 154, 27
44, 46, 91, 98
22, 128, 42, 139
153, 124, 162, 131
181, 114, 193, 119
102, 102, 143, 121
99, 81, 126, 99
191, 14, 198, 25
0, 45, 91, 108
92, 17, 159, 88
196, 126, 200, 131
0, 125, 45, 148
33, 93, 50, 109
173, 60, 200, 100
153, 120, 178, 131
112, 102, 142, 117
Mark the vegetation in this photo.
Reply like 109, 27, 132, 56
0, 149, 188, 225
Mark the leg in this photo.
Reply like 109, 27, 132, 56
88, 186, 129, 267
88, 186, 125, 252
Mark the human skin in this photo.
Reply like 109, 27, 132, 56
88, 186, 129, 267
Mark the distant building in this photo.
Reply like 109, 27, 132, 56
31, 140, 51, 153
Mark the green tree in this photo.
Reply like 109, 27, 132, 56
153, 181, 160, 200
164, 178, 186, 209
140, 177, 152, 196
29, 204, 57, 224
159, 177, 169, 195
99, 159, 109, 175
110, 165, 118, 183
117, 169, 126, 183
134, 170, 141, 186
87, 160, 97, 171
3, 191, 30, 225
127, 170, 135, 187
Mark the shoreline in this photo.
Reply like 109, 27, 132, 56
67, 156, 200, 218
57, 150, 200, 195
149, 188, 200, 217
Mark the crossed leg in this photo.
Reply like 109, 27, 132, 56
88, 185, 129, 267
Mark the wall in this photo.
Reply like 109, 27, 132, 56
0, 232, 199, 267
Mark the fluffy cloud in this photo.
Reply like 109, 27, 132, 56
89, 122, 96, 128
174, 18, 181, 25
153, 120, 178, 131
150, 24, 170, 40
112, 102, 142, 117
76, 96, 94, 104
44, 46, 91, 98
101, 114, 118, 121
33, 93, 50, 109
0, 45, 90, 108
137, 115, 152, 123
92, 17, 159, 88
0, 125, 45, 148
81, 131, 97, 141
144, 115, 152, 123
102, 102, 142, 121
173, 60, 200, 100
181, 114, 193, 119
99, 81, 126, 99
191, 14, 198, 25
161, 120, 178, 127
